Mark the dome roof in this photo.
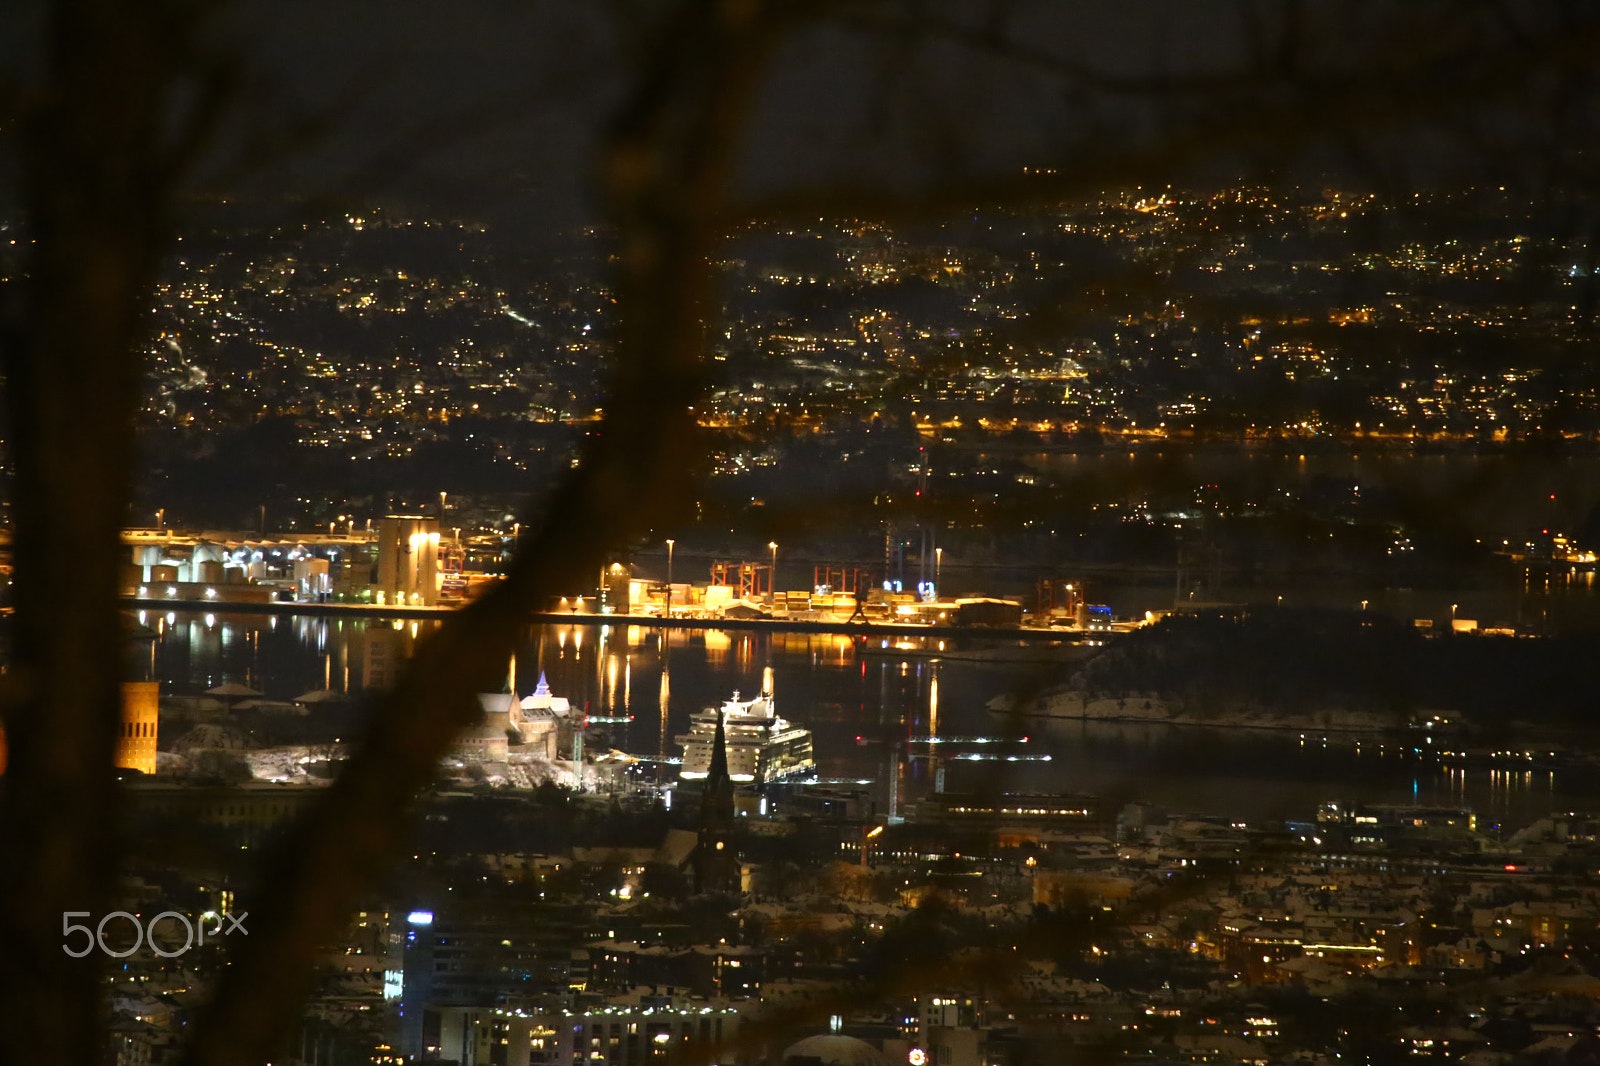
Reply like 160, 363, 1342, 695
783, 1035, 889, 1066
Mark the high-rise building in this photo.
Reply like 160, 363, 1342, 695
396, 901, 595, 1060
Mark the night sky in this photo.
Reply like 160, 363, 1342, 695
7, 1, 1589, 227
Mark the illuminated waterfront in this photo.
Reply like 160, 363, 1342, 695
133, 609, 1600, 828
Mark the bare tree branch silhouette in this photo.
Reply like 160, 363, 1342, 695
3, 2, 1600, 1063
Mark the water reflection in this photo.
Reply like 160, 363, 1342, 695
138, 611, 1600, 828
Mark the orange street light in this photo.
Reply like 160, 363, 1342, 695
861, 824, 884, 868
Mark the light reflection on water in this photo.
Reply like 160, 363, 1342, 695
139, 610, 1600, 828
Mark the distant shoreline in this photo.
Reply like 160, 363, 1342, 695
122, 595, 1098, 643
989, 693, 1410, 736
997, 709, 1400, 736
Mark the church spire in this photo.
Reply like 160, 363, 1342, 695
707, 706, 730, 784
694, 707, 739, 894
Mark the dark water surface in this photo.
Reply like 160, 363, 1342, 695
139, 609, 1600, 830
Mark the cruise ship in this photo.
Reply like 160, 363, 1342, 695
676, 687, 815, 784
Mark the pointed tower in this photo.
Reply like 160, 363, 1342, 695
707, 706, 730, 784
694, 709, 740, 894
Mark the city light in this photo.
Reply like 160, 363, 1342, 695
43, 51, 1600, 1061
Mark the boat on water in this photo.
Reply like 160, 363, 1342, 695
676, 687, 815, 785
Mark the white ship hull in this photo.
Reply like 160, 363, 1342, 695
676, 690, 815, 785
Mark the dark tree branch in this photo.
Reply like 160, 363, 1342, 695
182, 2, 791, 1061
7, 3, 1600, 1063
0, 3, 225, 1063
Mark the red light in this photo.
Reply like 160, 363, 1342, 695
1505, 864, 1518, 871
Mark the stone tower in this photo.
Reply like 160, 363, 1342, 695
117, 681, 159, 775
693, 709, 740, 894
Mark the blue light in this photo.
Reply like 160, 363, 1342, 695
407, 910, 434, 926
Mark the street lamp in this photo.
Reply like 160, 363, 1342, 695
768, 541, 778, 600
155, 508, 165, 531
860, 824, 884, 868
665, 539, 675, 619
935, 547, 942, 590
1450, 603, 1458, 623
